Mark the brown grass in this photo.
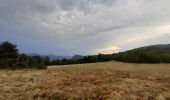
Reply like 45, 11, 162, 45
0, 61, 170, 100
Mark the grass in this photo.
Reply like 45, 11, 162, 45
0, 61, 170, 100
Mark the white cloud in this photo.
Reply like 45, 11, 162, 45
95, 46, 120, 54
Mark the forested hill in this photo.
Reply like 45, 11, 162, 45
135, 44, 170, 50
114, 44, 170, 63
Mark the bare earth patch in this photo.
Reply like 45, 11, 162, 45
0, 61, 170, 100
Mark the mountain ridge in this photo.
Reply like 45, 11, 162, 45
135, 44, 170, 50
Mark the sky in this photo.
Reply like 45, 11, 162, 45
0, 0, 170, 56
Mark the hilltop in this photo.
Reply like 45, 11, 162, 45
135, 44, 170, 50
113, 44, 170, 63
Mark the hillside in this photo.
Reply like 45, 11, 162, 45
139, 44, 170, 50
114, 44, 170, 63
0, 61, 170, 100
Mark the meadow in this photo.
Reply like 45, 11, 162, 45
0, 61, 170, 100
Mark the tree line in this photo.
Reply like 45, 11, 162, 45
51, 46, 170, 65
113, 48, 170, 63
51, 54, 114, 65
0, 41, 48, 69
0, 41, 170, 69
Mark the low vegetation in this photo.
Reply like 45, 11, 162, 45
0, 61, 170, 100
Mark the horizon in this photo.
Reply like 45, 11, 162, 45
1, 0, 170, 55
4, 42, 169, 57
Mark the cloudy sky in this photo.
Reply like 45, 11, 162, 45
0, 0, 170, 55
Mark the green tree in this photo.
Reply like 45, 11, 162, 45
0, 41, 18, 58
44, 56, 50, 65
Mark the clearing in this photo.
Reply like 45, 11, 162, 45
0, 61, 170, 100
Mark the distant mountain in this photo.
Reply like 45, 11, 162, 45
47, 55, 71, 61
29, 54, 71, 61
71, 55, 84, 60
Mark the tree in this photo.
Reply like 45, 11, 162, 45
44, 56, 50, 65
0, 41, 47, 69
0, 41, 18, 58
97, 53, 102, 61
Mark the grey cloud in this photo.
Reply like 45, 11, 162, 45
0, 0, 170, 55
57, 0, 116, 11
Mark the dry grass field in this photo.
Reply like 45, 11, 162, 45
0, 61, 170, 100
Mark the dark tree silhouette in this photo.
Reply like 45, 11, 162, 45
0, 41, 47, 69
0, 41, 18, 58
